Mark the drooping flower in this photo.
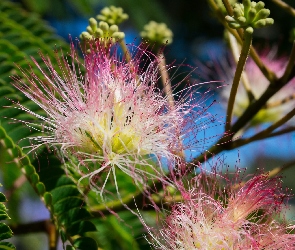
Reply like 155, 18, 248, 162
145, 169, 295, 249
11, 40, 203, 199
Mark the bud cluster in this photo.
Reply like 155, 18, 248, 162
140, 21, 173, 46
80, 18, 125, 44
225, 0, 274, 29
96, 5, 129, 25
80, 6, 128, 44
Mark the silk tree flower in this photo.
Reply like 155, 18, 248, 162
11, 41, 204, 199
145, 170, 295, 249
201, 49, 295, 126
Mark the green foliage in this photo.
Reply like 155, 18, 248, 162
0, 188, 15, 250
35, 153, 98, 249
0, 1, 98, 249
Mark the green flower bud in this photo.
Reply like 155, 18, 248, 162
94, 29, 103, 38
80, 31, 92, 40
225, 0, 274, 30
89, 17, 97, 31
86, 25, 93, 34
254, 18, 274, 28
109, 24, 119, 33
79, 18, 125, 45
140, 21, 173, 46
96, 6, 129, 25
112, 31, 125, 40
99, 21, 109, 32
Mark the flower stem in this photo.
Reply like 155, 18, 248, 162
118, 39, 132, 63
228, 31, 255, 102
157, 52, 175, 109
226, 27, 253, 132
157, 52, 186, 159
118, 38, 140, 83
222, 0, 233, 16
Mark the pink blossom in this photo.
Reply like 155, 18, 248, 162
146, 170, 295, 249
200, 48, 295, 126
11, 41, 204, 199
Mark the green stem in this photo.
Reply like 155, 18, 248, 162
118, 39, 141, 84
157, 51, 186, 159
157, 52, 175, 109
226, 27, 253, 131
228, 31, 255, 102
118, 39, 132, 63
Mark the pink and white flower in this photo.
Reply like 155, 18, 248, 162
11, 41, 204, 199
146, 169, 295, 249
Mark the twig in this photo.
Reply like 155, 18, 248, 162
118, 39, 132, 63
9, 220, 57, 250
222, 0, 234, 16
157, 52, 175, 109
228, 32, 255, 102
157, 51, 186, 159
268, 159, 295, 178
226, 28, 253, 131
242, 107, 295, 142
270, 0, 295, 17
266, 93, 295, 108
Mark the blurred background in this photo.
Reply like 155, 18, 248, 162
2, 0, 295, 249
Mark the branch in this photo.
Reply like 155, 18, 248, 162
268, 159, 295, 178
270, 0, 295, 17
242, 107, 295, 142
157, 51, 186, 159
228, 32, 255, 101
226, 28, 253, 131
9, 220, 57, 250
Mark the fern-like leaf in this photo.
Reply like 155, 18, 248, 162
0, 186, 15, 250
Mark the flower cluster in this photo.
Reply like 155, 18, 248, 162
12, 41, 202, 199
146, 170, 295, 249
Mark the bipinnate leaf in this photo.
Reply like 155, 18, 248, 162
0, 189, 15, 249
0, 1, 97, 248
